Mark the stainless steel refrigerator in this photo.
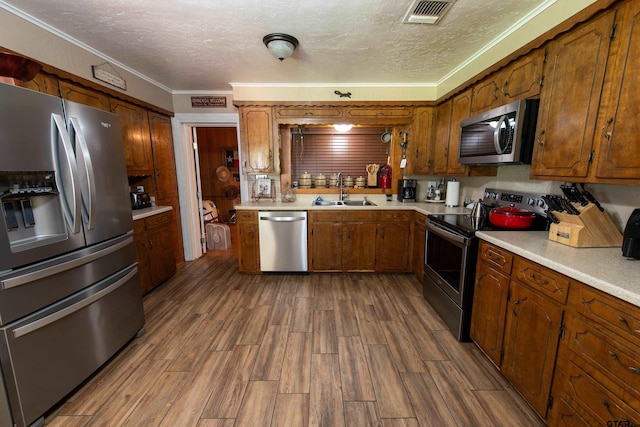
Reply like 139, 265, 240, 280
0, 83, 144, 427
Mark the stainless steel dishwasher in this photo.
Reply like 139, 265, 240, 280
258, 211, 308, 272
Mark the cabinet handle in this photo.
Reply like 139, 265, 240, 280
512, 299, 521, 316
488, 253, 504, 264
602, 117, 613, 139
619, 316, 629, 327
537, 130, 545, 147
608, 350, 640, 374
529, 273, 549, 285
600, 399, 629, 424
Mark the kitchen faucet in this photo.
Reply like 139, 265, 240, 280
336, 172, 345, 201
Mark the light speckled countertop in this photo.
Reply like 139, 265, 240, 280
236, 195, 640, 308
132, 205, 172, 221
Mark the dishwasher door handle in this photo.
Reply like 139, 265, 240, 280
259, 216, 306, 222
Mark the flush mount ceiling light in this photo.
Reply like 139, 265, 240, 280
263, 33, 299, 61
333, 124, 353, 132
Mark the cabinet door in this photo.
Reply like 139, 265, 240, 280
433, 100, 452, 175
595, 1, 640, 179
310, 222, 343, 272
376, 222, 411, 272
501, 48, 545, 102
530, 11, 614, 179
149, 112, 179, 201
407, 107, 435, 174
59, 81, 110, 111
501, 282, 564, 418
446, 90, 471, 175
343, 222, 376, 272
133, 221, 153, 295
471, 75, 501, 114
148, 225, 177, 286
237, 221, 260, 273
110, 98, 154, 176
21, 73, 59, 96
412, 214, 427, 280
240, 106, 276, 174
470, 262, 510, 366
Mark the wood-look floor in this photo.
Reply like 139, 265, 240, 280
44, 240, 544, 426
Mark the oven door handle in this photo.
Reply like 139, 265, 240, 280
426, 221, 469, 245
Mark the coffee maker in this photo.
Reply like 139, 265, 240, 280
397, 179, 417, 202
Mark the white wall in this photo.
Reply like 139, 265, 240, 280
405, 165, 640, 231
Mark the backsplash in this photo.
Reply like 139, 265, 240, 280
406, 165, 640, 231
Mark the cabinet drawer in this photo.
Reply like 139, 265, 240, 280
513, 257, 570, 304
276, 106, 343, 119
344, 106, 412, 118
236, 210, 257, 223
378, 210, 411, 222
310, 211, 341, 222
575, 285, 640, 348
559, 361, 640, 425
478, 241, 513, 275
567, 315, 640, 400
345, 211, 376, 222
144, 212, 171, 229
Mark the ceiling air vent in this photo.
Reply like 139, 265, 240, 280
403, 0, 456, 25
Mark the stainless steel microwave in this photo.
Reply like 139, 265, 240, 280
458, 99, 539, 165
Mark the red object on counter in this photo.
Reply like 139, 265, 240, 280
379, 163, 391, 189
489, 205, 536, 229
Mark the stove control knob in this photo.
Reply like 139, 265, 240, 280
527, 198, 537, 206
537, 199, 546, 207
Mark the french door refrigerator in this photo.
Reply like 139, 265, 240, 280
0, 83, 144, 427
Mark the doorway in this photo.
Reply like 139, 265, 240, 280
172, 113, 244, 261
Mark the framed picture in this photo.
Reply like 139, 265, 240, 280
257, 178, 271, 196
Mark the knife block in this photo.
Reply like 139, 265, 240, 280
548, 203, 623, 248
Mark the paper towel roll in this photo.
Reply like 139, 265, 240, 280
445, 180, 460, 207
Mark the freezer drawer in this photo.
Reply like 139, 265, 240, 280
0, 263, 144, 427
0, 234, 136, 325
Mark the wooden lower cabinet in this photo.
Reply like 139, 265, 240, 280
501, 279, 564, 417
309, 211, 377, 272
376, 210, 412, 272
471, 240, 640, 424
412, 212, 427, 280
134, 210, 177, 294
236, 210, 260, 273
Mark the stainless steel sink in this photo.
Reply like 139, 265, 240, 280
311, 199, 376, 206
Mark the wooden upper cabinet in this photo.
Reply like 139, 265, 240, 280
110, 98, 154, 176
407, 107, 435, 174
446, 89, 471, 175
59, 81, 110, 111
21, 73, 59, 97
530, 10, 615, 180
148, 112, 178, 201
239, 106, 277, 174
432, 99, 452, 175
595, 0, 640, 180
501, 48, 545, 103
471, 76, 501, 114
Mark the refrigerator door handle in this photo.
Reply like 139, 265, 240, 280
51, 113, 81, 234
11, 265, 138, 339
69, 117, 96, 230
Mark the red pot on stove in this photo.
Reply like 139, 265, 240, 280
489, 204, 536, 229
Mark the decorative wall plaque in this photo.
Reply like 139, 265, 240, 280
191, 96, 227, 108
91, 63, 126, 90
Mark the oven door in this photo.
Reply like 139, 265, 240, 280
424, 220, 476, 308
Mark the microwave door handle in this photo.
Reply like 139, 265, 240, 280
69, 117, 96, 230
493, 114, 507, 154
51, 113, 81, 234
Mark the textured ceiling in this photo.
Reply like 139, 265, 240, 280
1, 0, 549, 92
